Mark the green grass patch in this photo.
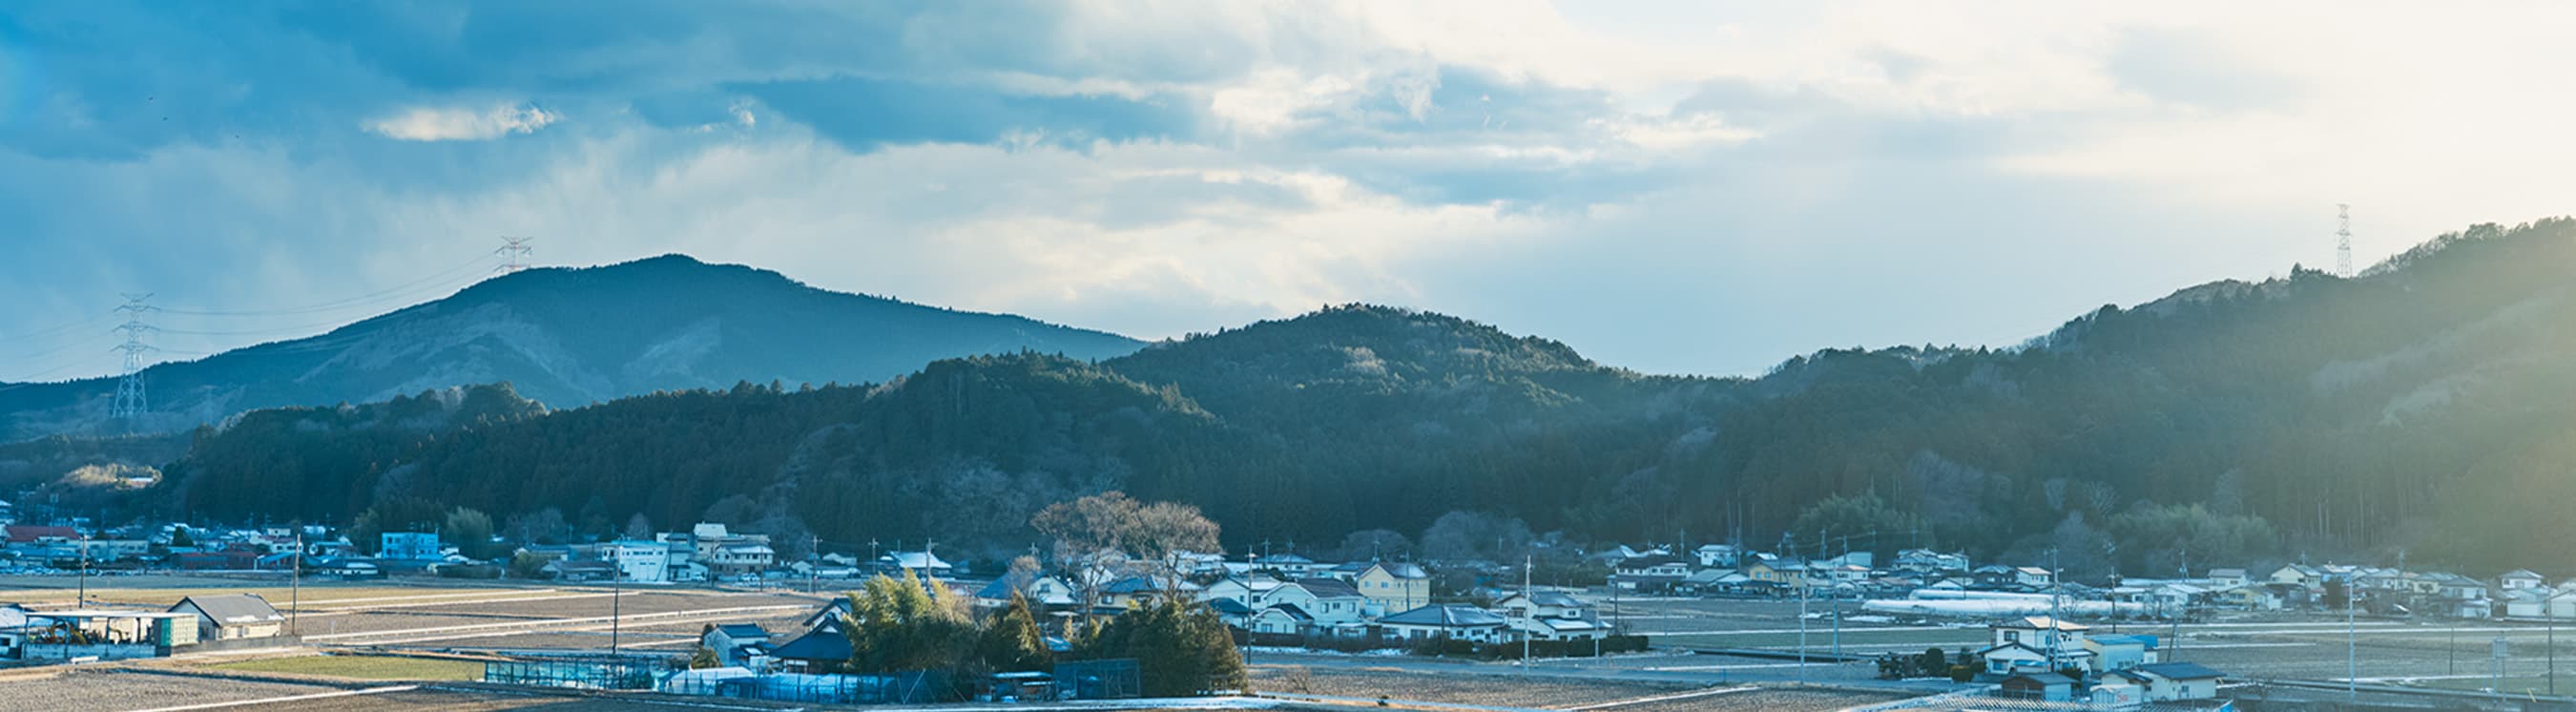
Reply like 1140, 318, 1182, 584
209, 654, 483, 681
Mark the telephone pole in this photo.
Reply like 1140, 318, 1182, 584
109, 293, 157, 421
289, 531, 303, 636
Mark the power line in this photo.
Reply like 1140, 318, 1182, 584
160, 253, 501, 317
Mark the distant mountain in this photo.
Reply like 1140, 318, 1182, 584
0, 255, 1144, 442
106, 217, 2576, 577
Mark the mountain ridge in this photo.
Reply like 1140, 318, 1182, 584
0, 254, 1146, 442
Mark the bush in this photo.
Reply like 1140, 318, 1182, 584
1949, 664, 1977, 682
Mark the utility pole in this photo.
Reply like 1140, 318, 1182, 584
1521, 554, 1532, 670
2347, 577, 2358, 702
1797, 576, 1809, 681
289, 531, 303, 636
808, 534, 821, 596
76, 532, 90, 609
610, 551, 624, 657
109, 293, 157, 422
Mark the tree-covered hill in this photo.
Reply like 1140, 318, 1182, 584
0, 255, 1145, 443
115, 218, 2576, 577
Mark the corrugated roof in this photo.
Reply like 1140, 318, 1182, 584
170, 594, 283, 625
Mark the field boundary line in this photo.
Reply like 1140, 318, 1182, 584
1552, 685, 1751, 710
119, 683, 417, 712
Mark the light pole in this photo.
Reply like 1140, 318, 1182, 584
610, 551, 624, 657
289, 532, 302, 636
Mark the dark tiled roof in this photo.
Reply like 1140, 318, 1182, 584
2136, 661, 2227, 680
1378, 605, 1505, 627
1293, 577, 1362, 598
768, 625, 854, 661
717, 623, 768, 639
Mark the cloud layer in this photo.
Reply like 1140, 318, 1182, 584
5, 1, 2576, 381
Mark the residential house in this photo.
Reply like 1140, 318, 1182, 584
766, 618, 853, 673
702, 623, 771, 668
610, 539, 671, 583
2503, 570, 2549, 592
1245, 605, 1313, 635
2215, 585, 2282, 612
2106, 662, 2227, 702
2505, 589, 2549, 618
879, 551, 952, 574
2013, 567, 2054, 589
2083, 634, 2159, 671
976, 576, 1078, 609
1969, 565, 2021, 590
1744, 555, 1804, 588
1252, 554, 1321, 577
1693, 544, 1742, 569
1097, 576, 1195, 611
1377, 605, 1511, 644
2548, 589, 2576, 619
380, 532, 441, 560
2268, 564, 2323, 590
1354, 561, 1430, 615
1495, 591, 1608, 641
2206, 568, 2249, 588
1999, 672, 2076, 702
1273, 578, 1370, 631
1893, 549, 1968, 575
1612, 555, 1691, 593
168, 594, 286, 641
1977, 616, 2094, 676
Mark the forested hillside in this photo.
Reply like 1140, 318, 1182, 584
0, 255, 1144, 442
120, 218, 2576, 577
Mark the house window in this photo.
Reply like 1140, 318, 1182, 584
2005, 631, 2019, 643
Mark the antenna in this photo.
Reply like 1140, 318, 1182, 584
2336, 204, 2354, 277
496, 236, 535, 274
108, 293, 158, 421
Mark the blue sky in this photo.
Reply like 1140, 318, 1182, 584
7, 1, 2576, 380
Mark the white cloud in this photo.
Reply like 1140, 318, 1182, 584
365, 104, 562, 141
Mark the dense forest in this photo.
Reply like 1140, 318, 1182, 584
69, 218, 2576, 577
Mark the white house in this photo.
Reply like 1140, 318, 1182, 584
702, 623, 770, 668
1378, 605, 1511, 643
1978, 616, 2093, 676
2503, 570, 2548, 592
1693, 544, 1742, 569
2106, 662, 2226, 701
1495, 591, 1608, 641
611, 539, 671, 583
168, 594, 285, 641
2206, 568, 2249, 588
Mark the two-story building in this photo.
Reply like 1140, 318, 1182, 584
1353, 562, 1430, 615
1977, 616, 2094, 676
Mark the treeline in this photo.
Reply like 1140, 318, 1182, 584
131, 218, 2576, 576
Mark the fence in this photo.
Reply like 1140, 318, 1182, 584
483, 657, 668, 690
1053, 659, 1141, 700
656, 671, 957, 704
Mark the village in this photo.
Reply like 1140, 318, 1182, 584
8, 511, 2576, 710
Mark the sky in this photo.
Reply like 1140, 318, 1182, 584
7, 1, 2576, 381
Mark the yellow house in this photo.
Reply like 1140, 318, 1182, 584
1744, 558, 1805, 588
1356, 562, 1430, 614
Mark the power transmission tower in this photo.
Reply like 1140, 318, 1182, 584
2336, 203, 2354, 277
109, 293, 158, 420
496, 236, 535, 274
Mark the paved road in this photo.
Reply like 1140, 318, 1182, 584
1242, 649, 1963, 696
